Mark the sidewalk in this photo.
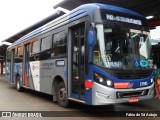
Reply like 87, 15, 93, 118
0, 74, 5, 79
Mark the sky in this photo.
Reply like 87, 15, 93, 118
0, 0, 63, 42
0, 0, 159, 43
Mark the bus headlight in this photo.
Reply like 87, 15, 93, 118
94, 73, 104, 83
94, 73, 113, 88
99, 77, 104, 83
151, 77, 154, 83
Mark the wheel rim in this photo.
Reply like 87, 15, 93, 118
58, 88, 66, 101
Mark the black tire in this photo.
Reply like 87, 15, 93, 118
16, 76, 23, 92
56, 82, 70, 107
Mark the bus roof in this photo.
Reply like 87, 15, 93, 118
8, 3, 144, 49
74, 3, 143, 17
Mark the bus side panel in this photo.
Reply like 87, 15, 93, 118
39, 58, 67, 95
29, 61, 40, 91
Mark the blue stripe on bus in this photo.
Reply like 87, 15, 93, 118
90, 64, 112, 79
71, 93, 85, 100
84, 75, 93, 104
89, 64, 153, 88
85, 88, 92, 105
111, 75, 153, 89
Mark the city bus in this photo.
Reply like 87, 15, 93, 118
6, 3, 154, 107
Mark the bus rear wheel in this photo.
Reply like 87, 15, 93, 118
56, 82, 69, 107
16, 76, 23, 92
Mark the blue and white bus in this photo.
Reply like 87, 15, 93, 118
6, 3, 154, 107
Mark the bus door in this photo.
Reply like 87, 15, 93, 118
10, 49, 15, 83
23, 44, 30, 87
71, 23, 85, 100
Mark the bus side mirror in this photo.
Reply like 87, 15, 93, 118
88, 30, 96, 46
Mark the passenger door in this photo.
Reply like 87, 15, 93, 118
10, 49, 15, 83
23, 44, 30, 87
70, 23, 85, 100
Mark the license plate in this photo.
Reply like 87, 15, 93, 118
129, 97, 139, 103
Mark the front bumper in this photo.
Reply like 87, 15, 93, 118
92, 82, 154, 105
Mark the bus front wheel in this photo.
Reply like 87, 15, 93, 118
16, 76, 23, 92
56, 82, 69, 107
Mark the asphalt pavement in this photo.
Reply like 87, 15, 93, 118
0, 75, 159, 120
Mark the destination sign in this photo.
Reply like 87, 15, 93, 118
106, 14, 142, 25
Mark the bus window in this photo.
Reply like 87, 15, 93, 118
17, 46, 23, 57
41, 36, 51, 51
94, 51, 101, 62
40, 36, 52, 60
30, 40, 40, 61
32, 40, 40, 53
6, 50, 11, 80
15, 46, 23, 63
6, 50, 11, 62
51, 31, 67, 58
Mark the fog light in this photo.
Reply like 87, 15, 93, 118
151, 78, 153, 83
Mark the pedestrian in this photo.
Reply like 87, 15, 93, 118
153, 64, 160, 99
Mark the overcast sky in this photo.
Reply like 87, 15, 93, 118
0, 0, 63, 42
0, 0, 159, 43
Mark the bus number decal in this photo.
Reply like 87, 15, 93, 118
140, 81, 148, 86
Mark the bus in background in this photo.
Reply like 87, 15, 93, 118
6, 3, 154, 107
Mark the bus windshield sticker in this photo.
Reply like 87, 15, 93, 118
142, 31, 150, 35
106, 14, 142, 25
140, 60, 149, 67
107, 62, 122, 68
130, 29, 141, 34
134, 60, 140, 67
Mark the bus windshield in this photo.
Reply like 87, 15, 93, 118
93, 24, 152, 70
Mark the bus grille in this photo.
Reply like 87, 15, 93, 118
112, 70, 152, 80
116, 89, 149, 98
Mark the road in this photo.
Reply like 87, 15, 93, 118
0, 75, 159, 120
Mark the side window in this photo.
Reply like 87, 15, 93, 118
40, 36, 52, 60
15, 48, 18, 57
17, 46, 23, 57
6, 50, 11, 77
41, 36, 51, 51
51, 31, 67, 58
30, 40, 40, 61
6, 50, 11, 62
15, 46, 23, 63
32, 40, 40, 53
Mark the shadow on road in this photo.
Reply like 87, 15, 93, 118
7, 84, 160, 112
